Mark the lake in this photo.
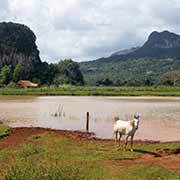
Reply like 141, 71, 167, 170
0, 96, 180, 142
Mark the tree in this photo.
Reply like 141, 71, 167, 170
143, 76, 154, 86
96, 78, 113, 86
53, 75, 69, 86
0, 65, 13, 84
13, 64, 26, 82
160, 70, 180, 86
125, 79, 143, 87
53, 59, 84, 85
33, 62, 56, 85
115, 79, 126, 86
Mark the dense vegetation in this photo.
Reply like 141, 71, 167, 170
0, 129, 180, 179
80, 58, 180, 86
0, 125, 10, 138
52, 59, 84, 86
0, 59, 84, 86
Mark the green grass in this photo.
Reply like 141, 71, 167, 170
0, 125, 10, 138
0, 132, 180, 179
108, 164, 180, 180
1, 86, 180, 96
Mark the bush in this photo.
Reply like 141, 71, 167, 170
0, 125, 10, 138
0, 65, 13, 85
6, 81, 18, 88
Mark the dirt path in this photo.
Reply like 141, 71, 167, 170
0, 127, 180, 173
107, 149, 180, 172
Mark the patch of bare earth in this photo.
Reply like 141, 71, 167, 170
105, 149, 180, 172
0, 127, 95, 150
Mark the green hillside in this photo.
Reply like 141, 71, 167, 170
80, 58, 180, 86
80, 31, 180, 86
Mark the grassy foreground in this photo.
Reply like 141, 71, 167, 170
0, 125, 10, 139
1, 86, 180, 96
0, 129, 180, 179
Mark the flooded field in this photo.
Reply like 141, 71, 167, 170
0, 96, 180, 142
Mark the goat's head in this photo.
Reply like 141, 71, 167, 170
134, 113, 141, 130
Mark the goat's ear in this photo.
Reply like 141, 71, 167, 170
134, 115, 137, 119
134, 113, 141, 119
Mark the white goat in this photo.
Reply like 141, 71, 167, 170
113, 113, 140, 151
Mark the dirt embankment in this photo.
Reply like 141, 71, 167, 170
0, 127, 180, 173
0, 127, 95, 150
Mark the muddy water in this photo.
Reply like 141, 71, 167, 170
0, 96, 180, 142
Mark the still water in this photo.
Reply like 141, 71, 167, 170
0, 96, 180, 142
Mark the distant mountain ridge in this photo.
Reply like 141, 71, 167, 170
127, 31, 180, 59
111, 30, 180, 60
145, 31, 180, 49
80, 30, 180, 85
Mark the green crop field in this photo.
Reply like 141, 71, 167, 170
1, 86, 180, 96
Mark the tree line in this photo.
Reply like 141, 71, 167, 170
95, 70, 180, 87
0, 59, 84, 86
1, 58, 180, 87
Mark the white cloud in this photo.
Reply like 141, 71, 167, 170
0, 0, 180, 62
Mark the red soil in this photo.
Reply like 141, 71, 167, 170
0, 127, 94, 150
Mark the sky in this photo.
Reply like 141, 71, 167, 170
0, 0, 180, 63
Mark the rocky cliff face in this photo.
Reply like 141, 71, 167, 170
106, 31, 180, 60
0, 22, 41, 70
145, 31, 180, 49
129, 31, 180, 58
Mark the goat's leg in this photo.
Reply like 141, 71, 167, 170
130, 135, 134, 152
114, 131, 120, 149
114, 131, 118, 144
113, 131, 117, 142
115, 131, 118, 142
124, 136, 129, 150
118, 133, 122, 148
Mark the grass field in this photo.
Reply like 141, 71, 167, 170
1, 86, 180, 96
0, 128, 180, 179
0, 125, 10, 139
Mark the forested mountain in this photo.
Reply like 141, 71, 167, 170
1, 21, 180, 87
80, 31, 180, 86
0, 22, 83, 86
0, 22, 42, 77
0, 22, 53, 84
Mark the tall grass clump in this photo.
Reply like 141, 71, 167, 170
0, 125, 10, 138
52, 104, 65, 117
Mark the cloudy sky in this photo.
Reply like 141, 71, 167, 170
1, 0, 180, 62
